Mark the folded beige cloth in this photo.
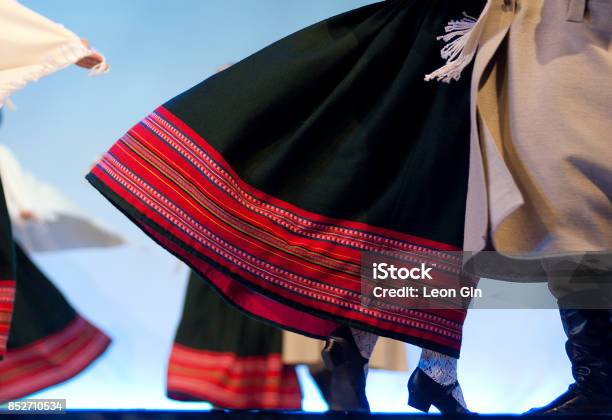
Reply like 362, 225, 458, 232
281, 331, 408, 371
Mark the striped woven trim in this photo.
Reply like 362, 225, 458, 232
167, 343, 302, 409
88, 106, 467, 355
0, 316, 110, 401
0, 280, 16, 359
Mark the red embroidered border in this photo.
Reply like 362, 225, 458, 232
0, 316, 111, 401
88, 106, 466, 354
167, 344, 302, 409
0, 280, 16, 359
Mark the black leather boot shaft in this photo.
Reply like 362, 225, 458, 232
525, 306, 612, 415
562, 309, 612, 395
320, 326, 370, 412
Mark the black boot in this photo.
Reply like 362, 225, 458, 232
407, 368, 472, 415
320, 326, 370, 412
308, 364, 333, 404
525, 307, 612, 415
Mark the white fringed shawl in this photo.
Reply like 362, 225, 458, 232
0, 0, 108, 105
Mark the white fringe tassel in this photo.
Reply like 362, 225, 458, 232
425, 1, 492, 83
0, 41, 109, 108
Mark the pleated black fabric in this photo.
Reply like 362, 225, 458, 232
175, 271, 283, 357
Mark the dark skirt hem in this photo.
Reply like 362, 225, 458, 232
87, 108, 465, 357
87, 173, 461, 356
0, 316, 110, 402
166, 343, 302, 410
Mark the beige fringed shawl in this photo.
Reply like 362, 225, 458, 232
0, 0, 108, 105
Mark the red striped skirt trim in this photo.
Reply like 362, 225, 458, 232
0, 280, 16, 359
87, 106, 466, 356
0, 316, 111, 401
167, 343, 302, 410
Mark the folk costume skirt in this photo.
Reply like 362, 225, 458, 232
0, 115, 109, 400
88, 0, 484, 357
167, 271, 408, 409
0, 244, 111, 401
167, 271, 302, 410
0, 177, 15, 360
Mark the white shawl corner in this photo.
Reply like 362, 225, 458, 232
0, 0, 108, 105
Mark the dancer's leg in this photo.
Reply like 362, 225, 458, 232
320, 326, 378, 412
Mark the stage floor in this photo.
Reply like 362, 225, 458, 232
5, 410, 611, 419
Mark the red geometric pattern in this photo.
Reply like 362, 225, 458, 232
88, 107, 466, 355
167, 344, 302, 410
0, 280, 16, 360
0, 316, 110, 402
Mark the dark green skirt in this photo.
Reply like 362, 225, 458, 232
0, 177, 15, 361
0, 108, 110, 400
88, 0, 483, 357
0, 244, 111, 401
167, 271, 301, 409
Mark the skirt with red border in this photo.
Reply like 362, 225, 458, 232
87, 0, 484, 358
0, 176, 16, 359
167, 271, 301, 410
0, 110, 108, 393
0, 244, 111, 402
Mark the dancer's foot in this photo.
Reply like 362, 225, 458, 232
408, 367, 472, 414
408, 348, 471, 414
524, 307, 612, 415
524, 385, 612, 415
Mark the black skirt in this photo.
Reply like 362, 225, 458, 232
0, 177, 15, 360
88, 0, 483, 357
0, 108, 110, 400
0, 244, 111, 401
167, 271, 301, 409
